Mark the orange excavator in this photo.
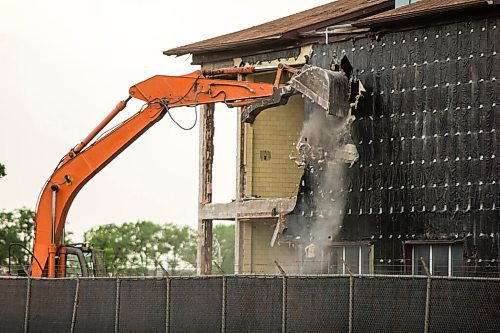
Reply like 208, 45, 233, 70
29, 63, 350, 278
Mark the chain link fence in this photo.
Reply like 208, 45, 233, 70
1, 274, 499, 333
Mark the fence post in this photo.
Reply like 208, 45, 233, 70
213, 261, 227, 332
420, 257, 432, 333
70, 277, 81, 333
282, 276, 287, 333
23, 277, 31, 333
341, 256, 354, 333
349, 275, 354, 333
165, 276, 171, 333
424, 276, 432, 333
274, 260, 287, 333
114, 277, 121, 333
222, 275, 227, 333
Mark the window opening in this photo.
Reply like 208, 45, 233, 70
327, 243, 373, 274
409, 241, 463, 277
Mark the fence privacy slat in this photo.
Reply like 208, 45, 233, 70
0, 275, 499, 333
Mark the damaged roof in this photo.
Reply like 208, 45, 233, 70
356, 0, 494, 27
164, 0, 393, 56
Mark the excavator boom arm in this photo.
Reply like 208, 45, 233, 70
30, 63, 344, 278
31, 69, 283, 277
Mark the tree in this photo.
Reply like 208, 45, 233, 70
85, 221, 198, 276
127, 221, 162, 275
0, 163, 6, 179
213, 224, 235, 274
84, 224, 135, 276
0, 208, 35, 271
160, 224, 197, 274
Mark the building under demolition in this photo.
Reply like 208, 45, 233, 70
2, 1, 500, 332
165, 0, 499, 277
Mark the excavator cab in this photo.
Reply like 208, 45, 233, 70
63, 243, 106, 277
8, 242, 105, 277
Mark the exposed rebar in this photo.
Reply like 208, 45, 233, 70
274, 260, 287, 276
214, 261, 225, 275
420, 257, 431, 277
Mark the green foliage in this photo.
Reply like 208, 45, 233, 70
161, 224, 197, 274
0, 206, 234, 277
0, 163, 5, 179
85, 221, 197, 276
126, 221, 162, 274
85, 221, 235, 276
84, 223, 134, 276
213, 224, 235, 274
0, 208, 35, 269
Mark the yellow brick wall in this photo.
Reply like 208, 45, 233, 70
237, 71, 306, 274
250, 218, 300, 274
244, 72, 304, 198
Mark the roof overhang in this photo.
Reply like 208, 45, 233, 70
163, 0, 395, 61
355, 0, 497, 28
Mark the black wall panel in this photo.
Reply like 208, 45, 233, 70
286, 17, 499, 275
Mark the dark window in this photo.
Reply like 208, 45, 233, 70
451, 244, 465, 277
432, 245, 448, 276
328, 244, 373, 274
412, 243, 463, 277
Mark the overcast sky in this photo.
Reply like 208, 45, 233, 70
1, 0, 331, 240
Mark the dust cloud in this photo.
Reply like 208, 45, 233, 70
292, 103, 358, 270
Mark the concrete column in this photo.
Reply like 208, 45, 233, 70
242, 220, 253, 273
234, 218, 241, 274
197, 103, 215, 275
235, 74, 248, 200
234, 75, 244, 275
236, 108, 244, 200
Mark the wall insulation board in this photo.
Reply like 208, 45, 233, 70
284, 17, 499, 275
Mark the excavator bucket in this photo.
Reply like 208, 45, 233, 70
290, 65, 350, 118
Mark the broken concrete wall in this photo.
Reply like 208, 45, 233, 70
248, 219, 300, 274
236, 70, 305, 274
284, 17, 499, 276
196, 45, 314, 274
243, 73, 304, 198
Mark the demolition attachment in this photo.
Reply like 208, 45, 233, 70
289, 64, 350, 118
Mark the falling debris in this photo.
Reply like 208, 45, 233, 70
270, 214, 286, 247
304, 243, 316, 258
281, 57, 365, 272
